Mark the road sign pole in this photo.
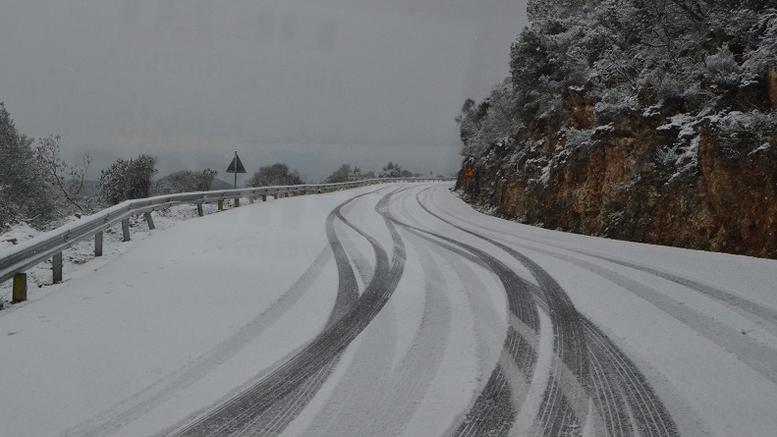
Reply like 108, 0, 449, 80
227, 150, 246, 190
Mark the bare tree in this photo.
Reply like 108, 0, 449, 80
35, 135, 92, 213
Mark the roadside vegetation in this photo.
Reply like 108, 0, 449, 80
2, 101, 433, 235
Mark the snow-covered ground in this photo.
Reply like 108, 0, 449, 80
0, 182, 775, 437
0, 202, 220, 306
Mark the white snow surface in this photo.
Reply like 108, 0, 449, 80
0, 183, 776, 437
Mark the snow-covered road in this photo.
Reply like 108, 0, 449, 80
1, 183, 776, 437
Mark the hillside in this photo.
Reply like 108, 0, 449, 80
456, 0, 777, 258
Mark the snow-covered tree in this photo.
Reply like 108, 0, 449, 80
0, 103, 55, 230
248, 163, 303, 187
379, 162, 415, 178
99, 155, 158, 205
456, 80, 520, 158
458, 0, 777, 163
325, 164, 352, 183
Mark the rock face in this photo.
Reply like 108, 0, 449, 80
770, 66, 777, 109
457, 77, 777, 259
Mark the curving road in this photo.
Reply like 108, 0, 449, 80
2, 183, 777, 437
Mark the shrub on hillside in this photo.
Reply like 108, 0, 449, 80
99, 155, 158, 205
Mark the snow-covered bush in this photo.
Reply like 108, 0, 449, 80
378, 162, 415, 178
154, 169, 217, 195
704, 46, 742, 89
713, 111, 777, 157
99, 155, 158, 205
248, 163, 303, 187
325, 164, 354, 183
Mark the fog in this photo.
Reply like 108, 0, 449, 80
0, 0, 527, 181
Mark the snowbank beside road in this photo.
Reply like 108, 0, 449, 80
0, 203, 227, 307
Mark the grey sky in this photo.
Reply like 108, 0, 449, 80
0, 0, 527, 181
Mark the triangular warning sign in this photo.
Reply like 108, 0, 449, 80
226, 153, 247, 174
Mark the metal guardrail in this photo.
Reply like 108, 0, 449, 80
0, 177, 451, 302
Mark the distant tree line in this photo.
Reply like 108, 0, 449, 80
1, 101, 435, 233
323, 162, 418, 183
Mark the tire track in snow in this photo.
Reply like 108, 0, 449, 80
395, 188, 618, 437
524, 243, 777, 386
528, 277, 678, 437
400, 199, 593, 437
378, 197, 540, 437
351, 234, 453, 436
171, 188, 407, 436
296, 190, 423, 437
336, 219, 374, 288
404, 231, 515, 437
582, 318, 677, 437
297, 281, 397, 436
159, 187, 386, 437
415, 189, 589, 437
512, 278, 631, 437
252, 187, 403, 435
432, 189, 777, 389
225, 188, 388, 436
421, 188, 679, 437
428, 188, 777, 332
566, 248, 777, 327
62, 245, 333, 437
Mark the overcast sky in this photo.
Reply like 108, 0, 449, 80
0, 0, 528, 181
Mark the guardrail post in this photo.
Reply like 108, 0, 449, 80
234, 198, 240, 207
12, 273, 27, 303
144, 212, 156, 230
122, 219, 131, 242
218, 200, 224, 211
95, 231, 103, 257
52, 252, 63, 284
197, 203, 204, 217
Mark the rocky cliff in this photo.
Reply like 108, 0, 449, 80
455, 2, 777, 258
457, 89, 777, 258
